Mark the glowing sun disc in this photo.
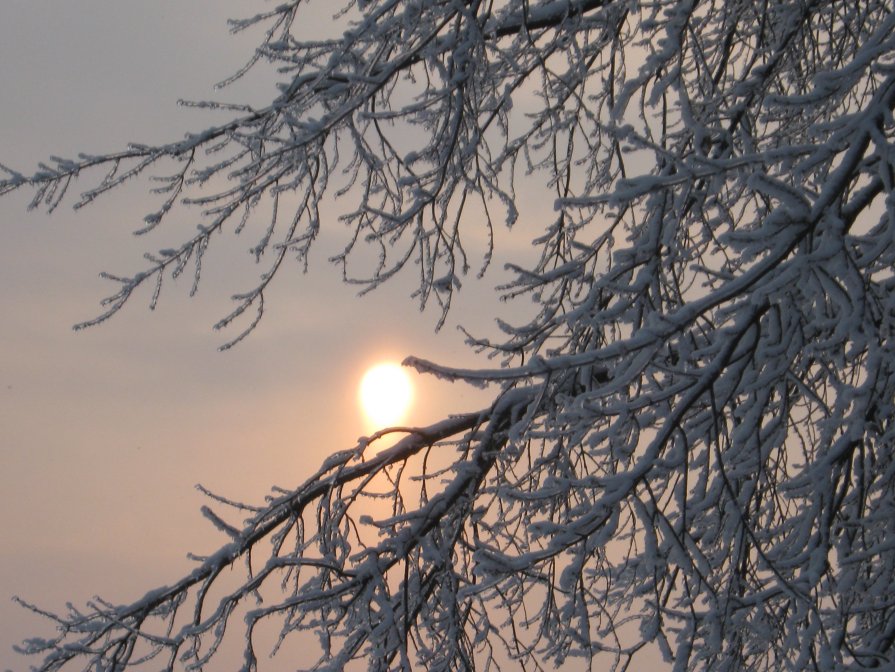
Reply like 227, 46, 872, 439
359, 362, 413, 428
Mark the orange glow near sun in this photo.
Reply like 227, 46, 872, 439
359, 362, 414, 430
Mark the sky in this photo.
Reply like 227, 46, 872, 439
0, 3, 526, 667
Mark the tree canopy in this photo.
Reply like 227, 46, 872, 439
5, 0, 895, 669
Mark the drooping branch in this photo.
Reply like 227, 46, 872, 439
14, 404, 494, 667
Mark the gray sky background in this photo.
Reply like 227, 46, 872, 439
0, 3, 534, 666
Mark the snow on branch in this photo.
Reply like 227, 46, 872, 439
8, 0, 895, 668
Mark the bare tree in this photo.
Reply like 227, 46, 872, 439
5, 0, 895, 669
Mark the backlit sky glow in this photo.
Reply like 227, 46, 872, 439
0, 3, 528, 665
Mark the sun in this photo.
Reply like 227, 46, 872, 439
359, 362, 414, 429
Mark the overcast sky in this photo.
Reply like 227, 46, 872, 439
0, 3, 523, 666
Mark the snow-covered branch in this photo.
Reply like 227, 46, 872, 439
7, 0, 895, 668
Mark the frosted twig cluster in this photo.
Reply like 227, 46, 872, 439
7, 0, 895, 669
